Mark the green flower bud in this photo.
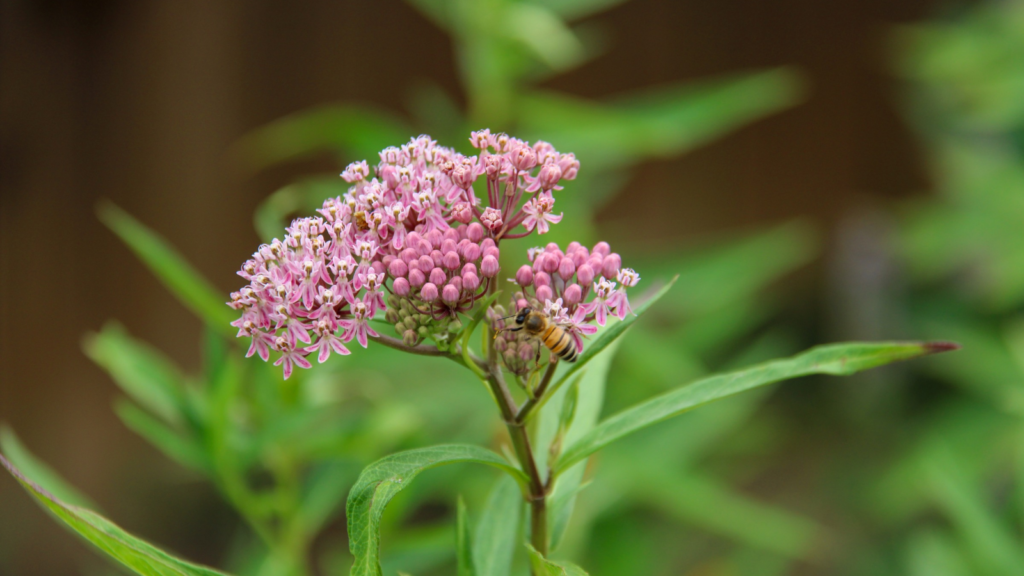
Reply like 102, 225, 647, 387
418, 326, 430, 338
402, 329, 419, 347
494, 336, 508, 352
448, 319, 462, 333
400, 299, 413, 313
387, 294, 400, 308
385, 309, 399, 324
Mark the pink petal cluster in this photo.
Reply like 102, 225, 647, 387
511, 241, 640, 353
228, 132, 580, 378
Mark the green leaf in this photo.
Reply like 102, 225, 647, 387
925, 447, 1024, 576
473, 475, 521, 576
97, 202, 236, 337
519, 68, 805, 171
114, 401, 208, 473
230, 104, 409, 174
1, 454, 232, 576
0, 427, 100, 510
253, 177, 349, 243
456, 496, 476, 576
554, 341, 960, 473
548, 276, 678, 403
83, 323, 187, 426
525, 544, 589, 575
503, 3, 585, 71
347, 445, 528, 576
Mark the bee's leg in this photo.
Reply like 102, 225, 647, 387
535, 344, 541, 364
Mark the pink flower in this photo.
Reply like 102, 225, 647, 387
305, 320, 351, 363
340, 160, 370, 183
340, 302, 379, 348
607, 268, 640, 319
273, 337, 312, 380
522, 193, 562, 235
581, 278, 616, 326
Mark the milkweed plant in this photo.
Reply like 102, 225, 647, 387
1, 130, 960, 576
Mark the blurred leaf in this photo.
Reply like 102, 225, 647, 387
254, 176, 349, 243
550, 276, 678, 401
525, 544, 589, 575
525, 0, 630, 21
474, 475, 522, 576
347, 445, 528, 576
555, 341, 959, 473
504, 3, 585, 71
456, 497, 476, 576
1, 454, 232, 576
620, 469, 820, 559
230, 104, 409, 174
114, 401, 208, 473
0, 427, 100, 510
925, 447, 1024, 576
84, 323, 187, 426
906, 529, 972, 576
519, 67, 804, 170
97, 202, 236, 338
297, 460, 358, 535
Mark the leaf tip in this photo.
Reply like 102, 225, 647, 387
922, 341, 961, 355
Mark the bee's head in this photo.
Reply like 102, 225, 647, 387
515, 307, 532, 325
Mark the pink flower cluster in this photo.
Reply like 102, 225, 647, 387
510, 242, 640, 354
228, 132, 580, 378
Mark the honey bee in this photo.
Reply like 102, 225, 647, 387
503, 307, 578, 363
353, 211, 370, 232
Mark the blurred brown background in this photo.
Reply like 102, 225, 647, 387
1, 0, 935, 574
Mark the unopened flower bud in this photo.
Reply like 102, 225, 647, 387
443, 251, 460, 270
430, 267, 447, 286
408, 269, 426, 288
511, 144, 537, 171
389, 259, 408, 278
467, 222, 485, 243
558, 153, 579, 180
504, 349, 518, 365
393, 277, 410, 296
385, 309, 400, 324
462, 272, 480, 291
481, 208, 503, 232
421, 283, 439, 302
483, 246, 500, 260
542, 254, 559, 274
441, 239, 458, 254
558, 257, 575, 280
516, 265, 534, 287
452, 202, 473, 224
463, 243, 481, 262
418, 255, 434, 272
537, 164, 562, 190
403, 329, 419, 347
593, 241, 611, 256
426, 229, 443, 249
462, 263, 477, 277
563, 283, 582, 306
602, 253, 622, 279
519, 345, 534, 361
534, 271, 551, 288
481, 255, 500, 277
495, 336, 508, 352
517, 298, 529, 311
401, 248, 418, 263
536, 285, 553, 302
449, 276, 463, 292
442, 284, 460, 305
429, 250, 443, 268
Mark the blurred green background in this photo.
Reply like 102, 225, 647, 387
2, 0, 1022, 575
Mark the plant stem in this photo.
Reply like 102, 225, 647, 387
485, 366, 549, 560
515, 361, 558, 424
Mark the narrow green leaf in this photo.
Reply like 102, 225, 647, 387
0, 427, 100, 510
114, 401, 208, 473
97, 202, 235, 337
1, 454, 232, 576
525, 544, 590, 575
925, 447, 1024, 576
347, 445, 528, 576
504, 3, 585, 70
83, 322, 187, 426
473, 475, 521, 576
549, 276, 677, 399
555, 341, 960, 473
456, 496, 476, 576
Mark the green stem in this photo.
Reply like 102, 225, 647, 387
516, 361, 558, 424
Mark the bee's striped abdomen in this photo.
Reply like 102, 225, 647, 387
542, 324, 578, 362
